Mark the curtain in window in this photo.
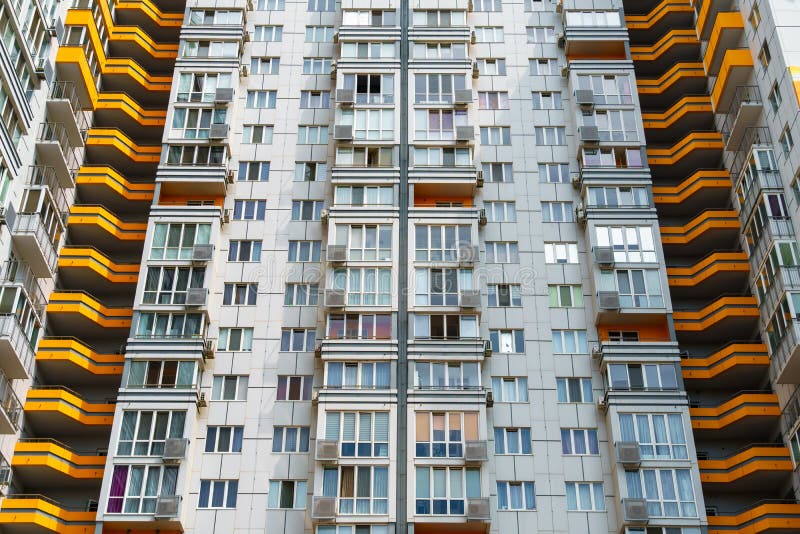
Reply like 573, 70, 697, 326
125, 466, 144, 513
293, 481, 305, 509
360, 363, 373, 388
342, 413, 356, 442
176, 362, 195, 387
325, 412, 340, 440
107, 466, 128, 512
162, 466, 178, 495
268, 481, 280, 508
128, 362, 146, 387
375, 362, 390, 388
619, 414, 635, 442
593, 483, 604, 511
465, 469, 480, 498
327, 363, 343, 388
643, 470, 661, 516
578, 483, 592, 510
285, 427, 297, 451
356, 467, 371, 513
374, 412, 389, 456
117, 412, 136, 455
676, 470, 696, 517
660, 470, 679, 516
566, 483, 577, 510
344, 365, 358, 387
497, 482, 508, 509
373, 466, 388, 513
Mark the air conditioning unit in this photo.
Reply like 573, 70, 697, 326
591, 345, 602, 359
485, 390, 493, 407
458, 244, 479, 264
470, 30, 476, 44
557, 32, 566, 48
593, 246, 615, 266
333, 124, 353, 140
326, 245, 347, 263
616, 441, 641, 470
325, 289, 346, 307
314, 342, 322, 358
460, 290, 481, 308
472, 62, 480, 79
476, 170, 484, 188
598, 291, 620, 310
154, 495, 180, 518
454, 89, 473, 105
0, 465, 12, 488
466, 497, 490, 520
214, 87, 234, 104
311, 496, 336, 519
464, 440, 488, 462
185, 288, 208, 307
86, 499, 98, 512
239, 65, 248, 77
329, 61, 337, 79
623, 498, 649, 525
596, 397, 607, 411
222, 209, 231, 224
576, 202, 587, 224
315, 439, 339, 461
203, 339, 216, 359
192, 244, 214, 263
579, 126, 600, 144
571, 175, 581, 189
479, 208, 487, 226
243, 31, 251, 43
197, 392, 208, 407
575, 89, 595, 109
320, 209, 329, 224
162, 438, 188, 463
336, 89, 354, 105
226, 170, 235, 184
333, 31, 339, 43
483, 340, 492, 358
560, 64, 569, 77
456, 125, 475, 142
209, 123, 229, 140
556, 0, 563, 12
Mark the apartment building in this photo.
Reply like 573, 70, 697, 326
0, 0, 800, 533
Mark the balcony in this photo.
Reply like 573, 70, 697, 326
652, 169, 732, 217
35, 123, 77, 187
113, 0, 184, 41
647, 132, 724, 180
711, 49, 755, 112
75, 165, 154, 214
45, 291, 132, 339
46, 81, 86, 148
0, 495, 96, 534
12, 438, 105, 488
0, 370, 21, 434
629, 29, 699, 75
408, 338, 490, 362
9, 213, 62, 277
722, 86, 763, 150
157, 162, 229, 197
641, 95, 714, 145
666, 251, 750, 300
706, 500, 800, 533
690, 390, 780, 439
744, 217, 795, 272
734, 170, 782, 225
24, 387, 115, 437
636, 62, 707, 109
593, 289, 668, 326
673, 296, 759, 344
36, 337, 124, 388
681, 342, 769, 390
696, 0, 738, 39
408, 165, 482, 197
0, 314, 35, 380
730, 127, 772, 177
25, 166, 72, 216
660, 209, 741, 257
66, 205, 147, 252
624, 0, 695, 44
698, 444, 793, 491
57, 247, 139, 296
561, 11, 628, 59
703, 12, 745, 76
84, 128, 160, 175
760, 266, 800, 322
769, 320, 800, 384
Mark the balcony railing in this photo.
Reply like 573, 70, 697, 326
746, 217, 795, 270
735, 170, 782, 224
9, 213, 60, 276
0, 370, 21, 432
25, 166, 71, 215
0, 261, 45, 314
730, 127, 771, 177
760, 266, 800, 320
721, 85, 761, 144
0, 314, 36, 379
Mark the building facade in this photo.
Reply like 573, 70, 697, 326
1, 0, 800, 533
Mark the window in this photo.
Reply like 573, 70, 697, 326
790, 428, 800, 464
416, 467, 480, 515
532, 91, 562, 109
566, 482, 604, 511
544, 242, 578, 264
253, 25, 282, 41
280, 329, 316, 352
335, 186, 393, 207
127, 360, 199, 389
277, 375, 312, 400
527, 26, 556, 42
337, 146, 395, 167
250, 57, 280, 74
291, 200, 324, 220
530, 58, 559, 75
552, 330, 588, 354
565, 10, 621, 26
300, 91, 330, 108
272, 426, 310, 453
332, 267, 392, 305
342, 9, 396, 26
576, 74, 633, 105
117, 411, 186, 456
415, 225, 471, 261
242, 125, 273, 144
482, 162, 513, 183
608, 330, 640, 342
303, 57, 332, 74
106, 465, 178, 513
619, 413, 688, 460
245, 90, 276, 109
346, 42, 398, 59
539, 163, 570, 183
473, 0, 501, 11
342, 73, 395, 104
600, 269, 664, 308
473, 26, 504, 42
749, 3, 761, 28
212, 375, 248, 400
625, 469, 697, 518
542, 201, 574, 223
235, 161, 270, 183
223, 283, 257, 306
321, 466, 388, 514
228, 240, 262, 262
219, 328, 253, 351
170, 108, 226, 139
582, 147, 643, 168
268, 480, 307, 509
166, 145, 226, 166
491, 377, 528, 402
325, 411, 389, 457
298, 125, 328, 144
585, 110, 638, 142
488, 284, 521, 307
413, 315, 478, 339
758, 39, 771, 68
142, 266, 205, 304
182, 40, 238, 57
150, 223, 211, 260
549, 285, 583, 307
340, 108, 395, 140
497, 482, 536, 510
318, 526, 389, 534
535, 126, 566, 145
288, 241, 321, 262
205, 426, 244, 453
415, 268, 473, 306
792, 175, 800, 204
561, 428, 599, 455
780, 125, 794, 156
413, 10, 467, 27
595, 226, 657, 262
587, 186, 649, 208
494, 427, 532, 454
295, 162, 327, 182
415, 109, 467, 140
257, 0, 284, 8
177, 72, 232, 103
136, 313, 203, 338
413, 42, 466, 59
557, 378, 593, 403
233, 199, 266, 220
489, 329, 525, 353
415, 412, 478, 458
477, 58, 506, 75
478, 91, 509, 109
305, 25, 334, 42
486, 242, 519, 263
327, 314, 392, 340
485, 201, 516, 222
607, 363, 678, 391
480, 127, 511, 145
326, 362, 390, 389
308, 0, 334, 11
284, 283, 319, 306
335, 224, 393, 260
768, 83, 782, 113
414, 362, 480, 389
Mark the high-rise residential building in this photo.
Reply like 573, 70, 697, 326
2, 0, 800, 532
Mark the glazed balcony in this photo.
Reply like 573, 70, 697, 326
36, 337, 124, 389
561, 10, 628, 59
652, 169, 732, 217
673, 295, 759, 344
729, 127, 772, 178
0, 313, 36, 380
666, 251, 750, 300
0, 494, 96, 534
744, 217, 795, 272
12, 438, 105, 489
698, 444, 793, 491
768, 320, 800, 384
24, 387, 115, 437
25, 166, 72, 216
758, 266, 800, 323
660, 210, 741, 257
734, 170, 782, 226
681, 342, 769, 390
690, 390, 780, 439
